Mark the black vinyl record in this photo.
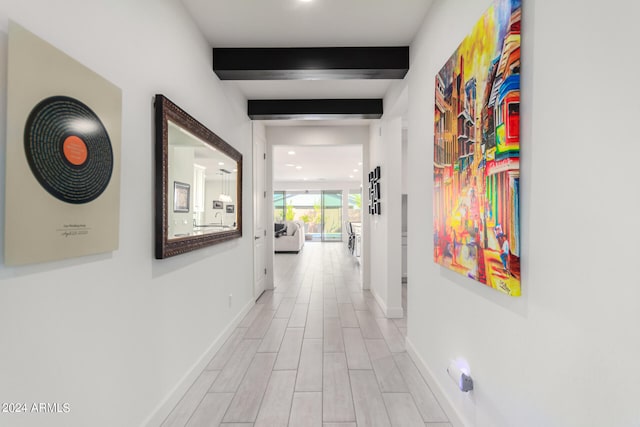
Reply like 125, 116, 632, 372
24, 96, 113, 204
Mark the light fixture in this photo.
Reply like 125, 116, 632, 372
447, 359, 473, 392
296, 166, 302, 170
288, 150, 296, 155
358, 162, 363, 166
285, 163, 295, 167
353, 169, 359, 173
218, 169, 232, 203
349, 175, 354, 179
218, 162, 224, 166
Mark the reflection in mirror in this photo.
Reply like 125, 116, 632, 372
155, 95, 242, 258
167, 121, 239, 239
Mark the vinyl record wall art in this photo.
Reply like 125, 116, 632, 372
24, 96, 114, 204
5, 22, 122, 265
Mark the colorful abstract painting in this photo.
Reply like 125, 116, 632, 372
433, 0, 521, 296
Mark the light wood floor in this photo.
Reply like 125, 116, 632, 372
162, 242, 450, 427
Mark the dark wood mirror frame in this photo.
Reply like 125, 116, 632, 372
154, 94, 242, 259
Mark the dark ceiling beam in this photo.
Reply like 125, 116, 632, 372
213, 47, 409, 80
248, 99, 383, 120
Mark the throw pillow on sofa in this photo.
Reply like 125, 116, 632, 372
274, 223, 287, 238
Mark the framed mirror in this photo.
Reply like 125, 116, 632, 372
155, 95, 242, 258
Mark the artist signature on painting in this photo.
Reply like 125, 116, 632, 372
57, 224, 90, 238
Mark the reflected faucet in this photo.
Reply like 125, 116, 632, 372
214, 212, 223, 226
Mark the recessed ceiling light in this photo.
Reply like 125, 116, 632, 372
358, 162, 363, 166
218, 162, 224, 166
296, 166, 302, 170
300, 0, 313, 3
285, 163, 295, 167
288, 151, 296, 155
233, 169, 238, 172
303, 178, 308, 181
349, 175, 354, 179
353, 169, 359, 173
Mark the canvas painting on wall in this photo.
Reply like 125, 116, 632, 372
433, 0, 521, 296
5, 22, 122, 265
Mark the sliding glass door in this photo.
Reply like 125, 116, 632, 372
321, 190, 342, 242
274, 190, 343, 242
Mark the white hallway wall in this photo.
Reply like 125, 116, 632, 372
406, 1, 640, 427
368, 116, 403, 318
0, 2, 253, 427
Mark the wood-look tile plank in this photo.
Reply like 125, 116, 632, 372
254, 370, 297, 427
210, 339, 261, 392
274, 328, 304, 370
289, 303, 309, 328
338, 303, 359, 328
349, 293, 368, 310
343, 327, 372, 370
365, 296, 386, 318
185, 392, 234, 427
375, 317, 406, 353
323, 353, 355, 423
364, 339, 408, 392
393, 353, 448, 422
223, 353, 277, 423
219, 424, 253, 427
335, 287, 351, 303
257, 318, 288, 353
296, 287, 312, 304
305, 309, 323, 339
355, 310, 383, 339
275, 297, 296, 319
349, 370, 391, 427
239, 303, 265, 327
323, 299, 339, 318
382, 392, 425, 427
296, 339, 323, 392
309, 293, 324, 310
289, 392, 323, 427
323, 424, 357, 427
161, 370, 220, 427
323, 285, 336, 300
244, 310, 276, 339
323, 317, 345, 353
423, 423, 452, 427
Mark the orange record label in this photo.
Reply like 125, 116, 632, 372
63, 135, 88, 165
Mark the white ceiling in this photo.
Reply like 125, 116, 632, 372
181, 0, 428, 183
273, 145, 363, 184
183, 0, 433, 48
182, 0, 432, 101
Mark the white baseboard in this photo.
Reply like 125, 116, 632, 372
371, 288, 404, 319
405, 338, 468, 427
142, 298, 255, 427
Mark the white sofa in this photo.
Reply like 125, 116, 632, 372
274, 220, 305, 253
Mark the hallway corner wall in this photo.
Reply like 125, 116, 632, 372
406, 0, 640, 426
0, 2, 254, 427
368, 114, 404, 318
